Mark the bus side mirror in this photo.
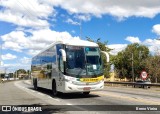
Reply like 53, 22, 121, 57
101, 51, 109, 62
59, 49, 66, 62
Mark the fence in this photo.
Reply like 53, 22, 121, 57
104, 81, 160, 88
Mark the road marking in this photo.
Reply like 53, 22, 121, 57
92, 91, 160, 105
37, 92, 45, 96
30, 90, 36, 93
49, 97, 60, 102
66, 103, 73, 105
14, 81, 61, 102
47, 96, 53, 99
46, 96, 60, 102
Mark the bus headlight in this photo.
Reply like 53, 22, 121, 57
65, 78, 73, 84
64, 76, 77, 84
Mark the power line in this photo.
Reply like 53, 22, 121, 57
16, 0, 35, 18
15, 0, 47, 27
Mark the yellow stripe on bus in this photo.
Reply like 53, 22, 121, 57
80, 76, 104, 82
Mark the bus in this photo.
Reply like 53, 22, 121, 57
31, 39, 109, 96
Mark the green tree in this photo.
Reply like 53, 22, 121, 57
143, 55, 160, 83
17, 69, 26, 74
112, 51, 127, 79
113, 43, 149, 81
86, 37, 112, 78
14, 69, 27, 77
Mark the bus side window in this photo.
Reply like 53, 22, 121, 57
59, 54, 64, 73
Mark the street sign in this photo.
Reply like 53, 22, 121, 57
140, 71, 148, 80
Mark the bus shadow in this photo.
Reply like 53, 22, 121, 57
29, 87, 100, 99
57, 92, 100, 99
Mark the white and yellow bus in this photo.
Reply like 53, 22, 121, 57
31, 39, 109, 96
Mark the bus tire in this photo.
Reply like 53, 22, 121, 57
33, 79, 38, 90
52, 80, 58, 96
83, 91, 90, 95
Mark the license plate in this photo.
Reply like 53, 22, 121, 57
83, 87, 91, 90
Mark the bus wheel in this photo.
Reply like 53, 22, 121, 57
83, 91, 90, 95
33, 79, 38, 90
52, 81, 58, 96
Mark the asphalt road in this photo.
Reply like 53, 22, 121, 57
0, 80, 160, 114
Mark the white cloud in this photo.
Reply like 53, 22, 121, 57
2, 57, 31, 71
2, 53, 17, 60
74, 14, 91, 21
55, 0, 160, 20
30, 29, 74, 43
108, 37, 160, 55
152, 24, 160, 36
143, 38, 160, 46
143, 38, 160, 54
65, 18, 80, 25
108, 44, 127, 55
1, 0, 160, 28
27, 50, 40, 56
1, 31, 29, 44
1, 28, 80, 56
147, 45, 158, 55
20, 57, 31, 64
2, 41, 24, 52
1, 31, 29, 52
3, 63, 31, 71
0, 10, 49, 28
125, 36, 141, 43
0, 0, 55, 28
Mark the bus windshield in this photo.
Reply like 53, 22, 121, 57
65, 45, 103, 78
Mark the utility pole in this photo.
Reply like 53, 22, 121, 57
131, 53, 135, 82
79, 20, 82, 39
16, 70, 18, 79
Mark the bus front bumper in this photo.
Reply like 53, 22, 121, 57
63, 81, 104, 93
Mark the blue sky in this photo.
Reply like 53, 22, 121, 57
0, 0, 160, 72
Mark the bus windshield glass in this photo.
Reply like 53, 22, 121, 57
65, 45, 103, 78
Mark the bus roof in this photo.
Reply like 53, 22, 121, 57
60, 38, 98, 47
32, 39, 98, 58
